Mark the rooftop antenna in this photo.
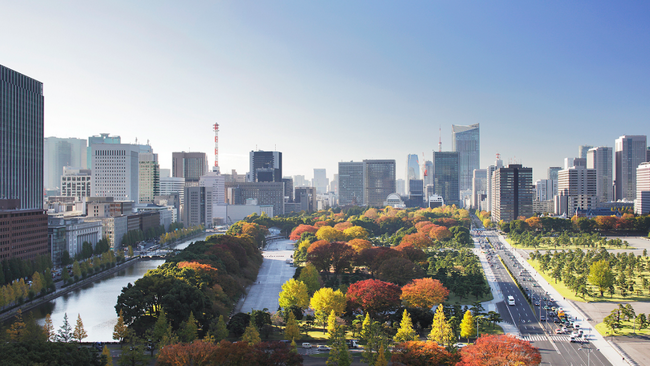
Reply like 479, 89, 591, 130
213, 123, 220, 173
438, 127, 442, 152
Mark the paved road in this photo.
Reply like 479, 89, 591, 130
236, 232, 296, 313
477, 231, 613, 366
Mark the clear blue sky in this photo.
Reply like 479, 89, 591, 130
2, 1, 649, 182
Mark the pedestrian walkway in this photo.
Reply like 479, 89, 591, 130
472, 237, 521, 337
495, 233, 631, 366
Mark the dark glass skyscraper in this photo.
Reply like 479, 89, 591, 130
338, 162, 365, 206
249, 150, 282, 182
452, 124, 480, 192
1, 64, 44, 209
363, 160, 396, 207
433, 151, 460, 206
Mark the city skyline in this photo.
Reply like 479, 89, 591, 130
1, 2, 650, 182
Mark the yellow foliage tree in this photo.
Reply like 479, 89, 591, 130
279, 279, 310, 309
343, 226, 369, 240
460, 310, 475, 342
316, 226, 346, 242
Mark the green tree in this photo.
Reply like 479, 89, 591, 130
72, 261, 81, 280
152, 309, 170, 344
393, 310, 418, 344
73, 313, 88, 342
210, 315, 229, 342
327, 325, 351, 366
298, 263, 321, 295
589, 259, 615, 297
118, 335, 147, 366
241, 320, 261, 345
113, 309, 128, 342
460, 310, 475, 342
56, 313, 72, 343
279, 279, 310, 310
178, 312, 198, 343
428, 304, 453, 346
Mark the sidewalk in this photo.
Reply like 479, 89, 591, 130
494, 233, 633, 366
472, 237, 520, 337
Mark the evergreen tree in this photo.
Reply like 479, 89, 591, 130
210, 315, 229, 342
178, 312, 198, 343
327, 325, 351, 366
393, 310, 418, 344
428, 304, 453, 346
460, 309, 475, 342
241, 320, 261, 345
73, 313, 88, 342
56, 313, 73, 342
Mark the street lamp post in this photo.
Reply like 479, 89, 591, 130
578, 344, 593, 366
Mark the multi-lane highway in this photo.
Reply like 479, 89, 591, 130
475, 230, 613, 366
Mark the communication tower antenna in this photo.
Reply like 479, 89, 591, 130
213, 123, 220, 173
438, 127, 442, 152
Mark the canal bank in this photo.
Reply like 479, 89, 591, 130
2, 232, 212, 342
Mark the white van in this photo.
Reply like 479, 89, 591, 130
508, 296, 515, 306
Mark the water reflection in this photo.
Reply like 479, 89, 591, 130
23, 233, 210, 342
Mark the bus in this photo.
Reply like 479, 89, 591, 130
508, 296, 515, 306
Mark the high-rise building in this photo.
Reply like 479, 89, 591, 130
472, 169, 487, 210
486, 155, 504, 214
249, 150, 282, 183
294, 187, 317, 212
292, 175, 309, 188
396, 179, 406, 196
578, 145, 593, 159
330, 174, 339, 195
225, 182, 284, 215
587, 147, 613, 203
139, 153, 160, 204
534, 179, 555, 202
183, 186, 213, 228
363, 160, 396, 207
172, 152, 208, 185
91, 143, 143, 203
408, 179, 424, 206
44, 137, 87, 190
313, 169, 329, 194
492, 164, 533, 223
406, 154, 420, 181
1, 64, 44, 210
555, 166, 597, 215
547, 166, 562, 196
433, 151, 460, 206
452, 124, 480, 192
87, 133, 121, 169
615, 135, 647, 201
60, 167, 92, 200
423, 160, 434, 188
338, 162, 365, 206
160, 176, 185, 205
282, 177, 294, 202
199, 172, 227, 224
0, 64, 49, 261
634, 162, 650, 215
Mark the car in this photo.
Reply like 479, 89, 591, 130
534, 301, 540, 306
553, 317, 562, 323
302, 343, 312, 349
454, 343, 468, 349
540, 315, 546, 321
316, 345, 331, 352
555, 328, 565, 334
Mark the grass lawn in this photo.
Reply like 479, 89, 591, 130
507, 238, 635, 251
527, 259, 650, 303
595, 320, 650, 338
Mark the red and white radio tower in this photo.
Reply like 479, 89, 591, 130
213, 123, 220, 173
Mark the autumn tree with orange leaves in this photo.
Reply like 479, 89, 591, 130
390, 341, 457, 366
429, 226, 452, 241
400, 278, 449, 309
157, 340, 303, 366
346, 279, 401, 318
289, 225, 318, 241
457, 334, 541, 366
399, 233, 433, 249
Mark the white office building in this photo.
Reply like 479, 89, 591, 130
586, 146, 613, 203
60, 167, 92, 200
92, 144, 149, 203
635, 162, 650, 215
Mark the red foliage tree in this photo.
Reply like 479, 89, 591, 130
157, 340, 220, 366
394, 243, 427, 262
307, 241, 356, 274
346, 279, 401, 318
400, 278, 449, 309
415, 221, 436, 236
314, 220, 332, 228
429, 226, 452, 241
458, 334, 542, 366
433, 218, 458, 228
289, 225, 318, 241
399, 233, 433, 249
391, 341, 456, 366
358, 247, 403, 274
376, 257, 425, 286
333, 221, 353, 231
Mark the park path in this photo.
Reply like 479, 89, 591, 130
235, 233, 296, 313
